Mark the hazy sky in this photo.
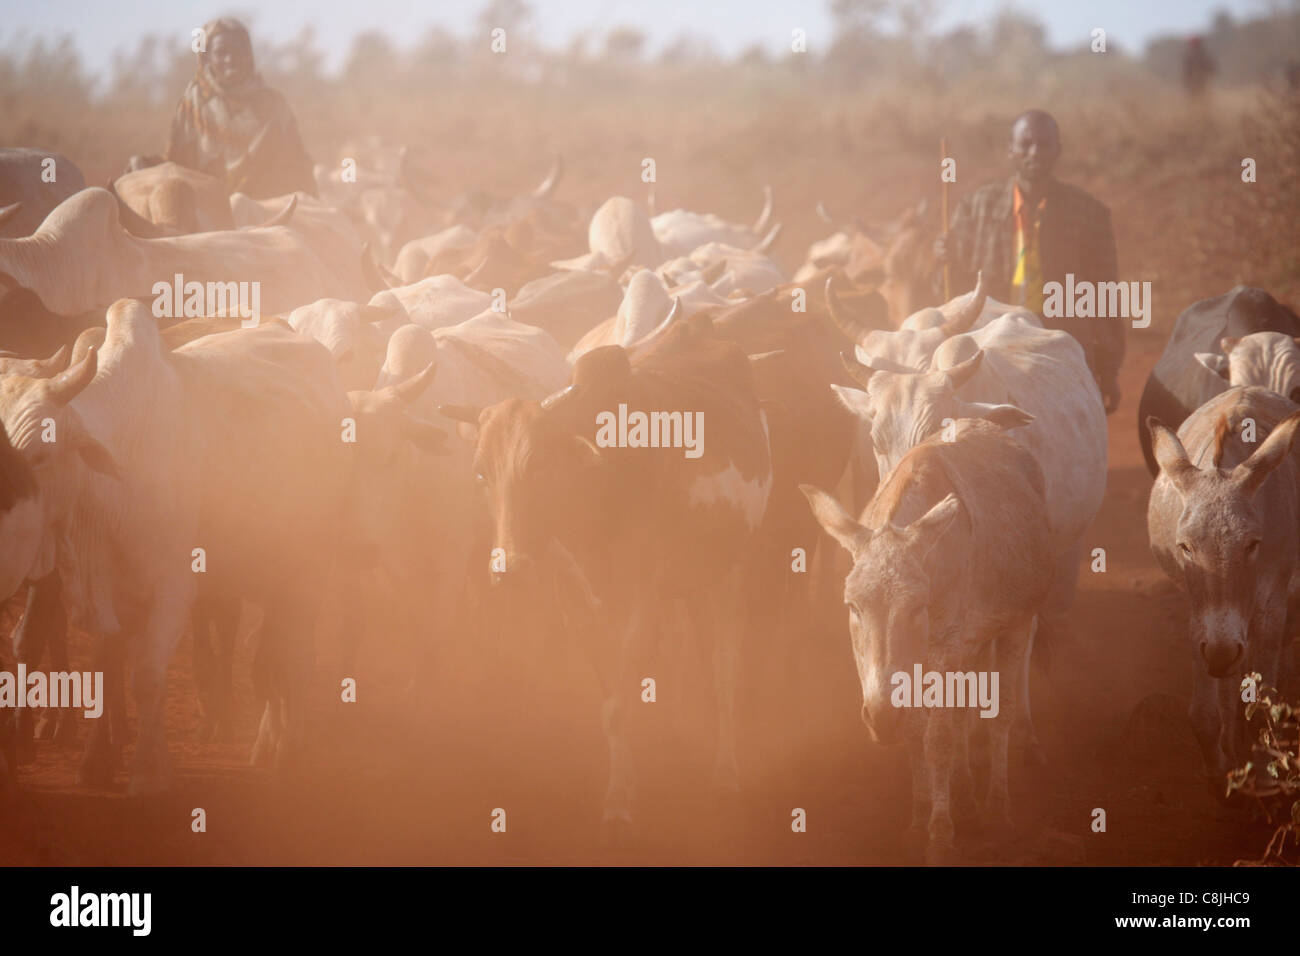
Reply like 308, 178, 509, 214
3, 0, 1262, 79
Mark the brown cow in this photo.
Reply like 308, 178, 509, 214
450, 316, 772, 832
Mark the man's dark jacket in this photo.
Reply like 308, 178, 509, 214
944, 176, 1124, 386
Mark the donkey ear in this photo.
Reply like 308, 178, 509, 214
1233, 410, 1300, 498
800, 484, 868, 553
1147, 416, 1198, 496
906, 494, 962, 556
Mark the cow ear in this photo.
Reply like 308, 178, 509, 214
403, 416, 451, 455
961, 402, 1034, 431
574, 435, 603, 466
70, 422, 120, 479
1147, 416, 1198, 495
1233, 410, 1300, 497
1195, 351, 1230, 380
906, 493, 962, 556
830, 383, 875, 421
800, 484, 868, 553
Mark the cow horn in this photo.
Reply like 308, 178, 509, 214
753, 221, 782, 254
824, 275, 874, 345
533, 155, 563, 199
261, 194, 297, 228
393, 361, 437, 404
700, 258, 728, 285
753, 185, 774, 234
815, 200, 835, 226
840, 350, 877, 389
44, 346, 98, 406
642, 296, 683, 342
437, 403, 483, 424
540, 382, 584, 411
940, 270, 987, 336
361, 242, 400, 291
942, 349, 984, 389
32, 344, 71, 377
0, 202, 22, 230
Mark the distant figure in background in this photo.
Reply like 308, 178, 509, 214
164, 18, 316, 198
933, 109, 1124, 414
1182, 36, 1216, 99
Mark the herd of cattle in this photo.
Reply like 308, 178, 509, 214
0, 143, 1297, 862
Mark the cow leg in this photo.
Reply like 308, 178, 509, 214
13, 572, 70, 756
127, 595, 187, 796
950, 710, 977, 826
193, 597, 238, 742
254, 593, 317, 775
923, 707, 958, 865
1014, 616, 1045, 767
987, 620, 1031, 838
602, 603, 642, 831
1037, 539, 1085, 671
710, 569, 743, 793
76, 632, 125, 788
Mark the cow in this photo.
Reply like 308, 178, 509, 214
1138, 286, 1300, 475
0, 148, 87, 238
1147, 388, 1300, 794
0, 300, 352, 792
448, 317, 772, 832
649, 186, 774, 258
655, 229, 784, 299
508, 268, 624, 350
801, 417, 1054, 863
367, 274, 493, 331
286, 298, 405, 390
795, 198, 940, 323
552, 196, 660, 273
1194, 332, 1300, 402
113, 162, 234, 233
0, 187, 369, 323
568, 269, 676, 362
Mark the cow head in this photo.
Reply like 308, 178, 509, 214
456, 352, 625, 587
835, 349, 1033, 481
801, 484, 963, 744
346, 361, 449, 463
0, 347, 118, 600
1195, 333, 1300, 404
1148, 411, 1300, 677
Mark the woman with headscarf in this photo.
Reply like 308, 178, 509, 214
164, 18, 316, 198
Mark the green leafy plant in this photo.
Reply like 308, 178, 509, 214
1228, 672, 1300, 866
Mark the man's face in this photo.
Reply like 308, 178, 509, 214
1008, 117, 1061, 189
209, 32, 253, 86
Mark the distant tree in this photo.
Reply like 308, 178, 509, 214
605, 27, 646, 62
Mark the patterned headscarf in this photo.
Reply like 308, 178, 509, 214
164, 19, 315, 196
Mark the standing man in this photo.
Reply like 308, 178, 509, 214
934, 109, 1124, 414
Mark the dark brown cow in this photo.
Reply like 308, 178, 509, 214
450, 317, 772, 830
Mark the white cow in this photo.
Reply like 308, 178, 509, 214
650, 185, 774, 259
0, 188, 369, 318
1195, 332, 1300, 403
0, 300, 352, 792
